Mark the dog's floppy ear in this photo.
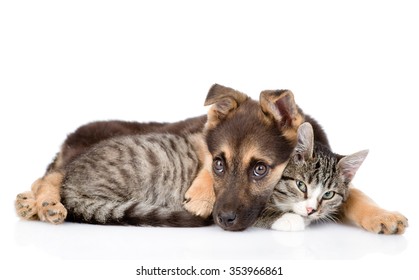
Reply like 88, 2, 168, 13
204, 84, 249, 129
259, 89, 304, 143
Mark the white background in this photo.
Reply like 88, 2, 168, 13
1, 1, 418, 279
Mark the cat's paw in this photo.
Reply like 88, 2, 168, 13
37, 198, 67, 224
271, 213, 305, 231
361, 210, 408, 235
15, 191, 38, 220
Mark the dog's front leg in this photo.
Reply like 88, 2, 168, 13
342, 186, 408, 234
183, 169, 215, 218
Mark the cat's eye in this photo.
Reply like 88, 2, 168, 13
213, 157, 225, 175
296, 180, 307, 193
253, 162, 269, 179
322, 191, 335, 200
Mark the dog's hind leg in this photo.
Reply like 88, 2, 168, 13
15, 171, 67, 224
15, 191, 38, 220
31, 171, 67, 224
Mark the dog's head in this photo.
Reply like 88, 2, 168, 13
204, 84, 305, 231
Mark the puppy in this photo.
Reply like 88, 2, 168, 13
15, 84, 408, 234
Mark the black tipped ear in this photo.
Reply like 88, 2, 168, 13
259, 89, 304, 144
204, 84, 249, 129
293, 122, 314, 161
337, 150, 369, 183
259, 89, 300, 125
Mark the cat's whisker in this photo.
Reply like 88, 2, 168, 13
262, 124, 367, 231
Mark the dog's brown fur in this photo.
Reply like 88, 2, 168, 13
342, 188, 408, 234
203, 85, 302, 230
15, 117, 207, 224
15, 84, 408, 233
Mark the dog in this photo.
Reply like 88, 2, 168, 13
15, 84, 408, 233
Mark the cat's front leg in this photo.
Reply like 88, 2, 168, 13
271, 213, 306, 231
342, 187, 408, 234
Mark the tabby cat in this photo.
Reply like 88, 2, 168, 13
61, 131, 213, 227
254, 123, 368, 231
62, 119, 367, 230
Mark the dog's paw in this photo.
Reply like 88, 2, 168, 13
361, 210, 408, 235
183, 198, 214, 218
183, 170, 215, 218
15, 191, 38, 220
38, 198, 67, 224
271, 213, 305, 231
183, 184, 215, 218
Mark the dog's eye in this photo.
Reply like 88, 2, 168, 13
213, 157, 225, 175
253, 162, 268, 178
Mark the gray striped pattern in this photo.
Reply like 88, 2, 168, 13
254, 123, 367, 229
61, 133, 211, 226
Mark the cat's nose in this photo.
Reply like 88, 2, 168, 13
306, 207, 316, 215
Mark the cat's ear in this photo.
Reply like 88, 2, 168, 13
259, 89, 304, 144
293, 122, 314, 161
337, 150, 369, 183
204, 84, 249, 130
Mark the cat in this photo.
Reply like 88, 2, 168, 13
61, 131, 214, 226
254, 122, 368, 231
62, 119, 367, 230
16, 84, 407, 234
50, 85, 308, 231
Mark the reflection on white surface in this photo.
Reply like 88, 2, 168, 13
13, 220, 407, 260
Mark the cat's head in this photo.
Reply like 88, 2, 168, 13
271, 122, 369, 223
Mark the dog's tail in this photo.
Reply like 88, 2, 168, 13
64, 199, 213, 227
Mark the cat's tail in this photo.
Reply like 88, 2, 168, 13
64, 199, 213, 227
122, 202, 213, 227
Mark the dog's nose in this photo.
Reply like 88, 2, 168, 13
217, 211, 237, 228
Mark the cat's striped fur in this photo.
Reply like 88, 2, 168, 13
15, 84, 408, 234
254, 123, 368, 230
62, 132, 212, 226
60, 85, 304, 230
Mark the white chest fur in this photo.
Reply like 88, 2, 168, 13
271, 213, 306, 231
